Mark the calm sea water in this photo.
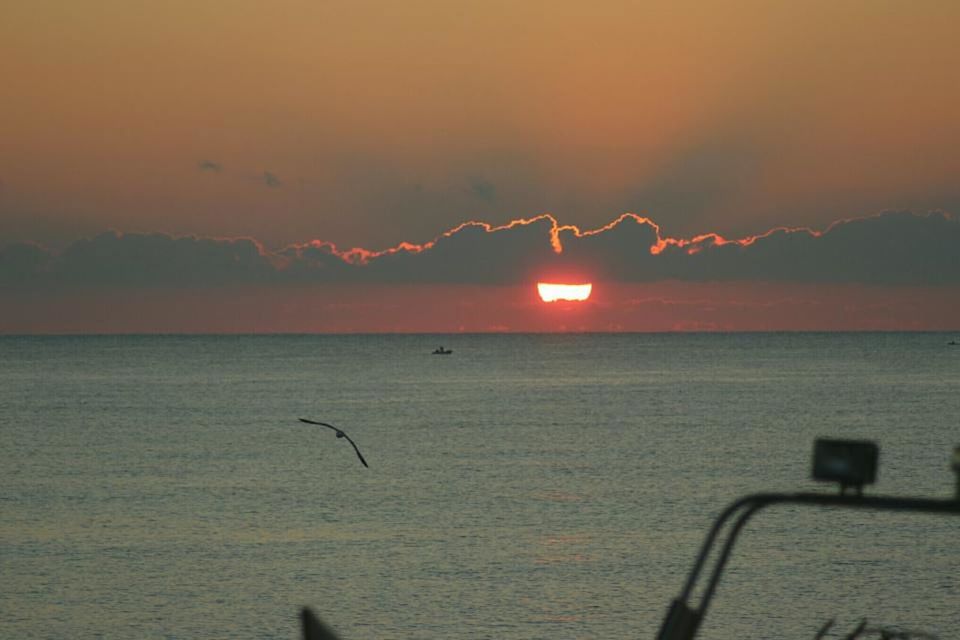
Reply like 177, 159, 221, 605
1, 333, 958, 639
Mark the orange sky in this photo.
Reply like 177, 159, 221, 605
2, 2, 959, 332
3, 1, 959, 247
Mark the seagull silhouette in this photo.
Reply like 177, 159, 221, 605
298, 418, 369, 468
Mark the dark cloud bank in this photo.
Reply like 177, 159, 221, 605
2, 211, 958, 289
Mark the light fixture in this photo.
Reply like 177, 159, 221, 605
812, 438, 878, 496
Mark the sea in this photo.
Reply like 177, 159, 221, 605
1, 333, 958, 639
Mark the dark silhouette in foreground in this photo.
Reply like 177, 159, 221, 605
657, 439, 960, 640
295, 439, 956, 639
301, 608, 341, 640
298, 418, 369, 468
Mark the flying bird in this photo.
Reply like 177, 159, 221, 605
298, 418, 369, 468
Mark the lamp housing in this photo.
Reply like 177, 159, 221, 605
812, 438, 878, 489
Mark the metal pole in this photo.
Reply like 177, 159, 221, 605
657, 493, 960, 639
952, 446, 960, 501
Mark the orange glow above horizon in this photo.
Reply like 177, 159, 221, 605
537, 282, 592, 303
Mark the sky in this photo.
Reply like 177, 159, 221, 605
2, 0, 959, 332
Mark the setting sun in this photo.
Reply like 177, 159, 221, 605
537, 282, 593, 303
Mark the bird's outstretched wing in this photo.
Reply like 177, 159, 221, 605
342, 436, 369, 468
298, 418, 369, 468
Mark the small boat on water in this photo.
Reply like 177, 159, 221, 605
432, 347, 453, 355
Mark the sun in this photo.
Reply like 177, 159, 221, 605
537, 282, 592, 302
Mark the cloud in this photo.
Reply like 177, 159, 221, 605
2, 211, 958, 290
46, 231, 276, 287
0, 241, 53, 285
358, 217, 561, 284
651, 210, 960, 284
263, 171, 282, 188
198, 160, 223, 172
